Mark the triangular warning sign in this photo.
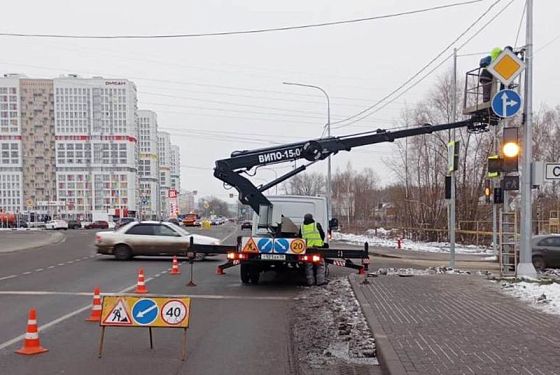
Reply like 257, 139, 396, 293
242, 237, 259, 253
102, 298, 133, 326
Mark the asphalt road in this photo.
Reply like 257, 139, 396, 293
0, 223, 309, 375
0, 224, 492, 375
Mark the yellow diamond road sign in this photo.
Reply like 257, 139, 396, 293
487, 49, 525, 86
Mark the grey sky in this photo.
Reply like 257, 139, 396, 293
0, 0, 557, 204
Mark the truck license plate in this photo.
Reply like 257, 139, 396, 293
260, 254, 286, 261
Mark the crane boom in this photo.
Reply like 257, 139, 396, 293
214, 118, 489, 214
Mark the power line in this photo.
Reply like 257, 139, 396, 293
331, 0, 504, 128
0, 1, 484, 39
333, 0, 515, 131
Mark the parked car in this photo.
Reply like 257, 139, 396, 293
67, 220, 82, 229
45, 220, 69, 230
532, 235, 560, 270
85, 220, 109, 230
241, 220, 253, 230
114, 217, 138, 230
95, 221, 221, 260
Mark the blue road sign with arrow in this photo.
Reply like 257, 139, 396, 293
132, 299, 159, 325
273, 238, 289, 254
491, 89, 522, 118
257, 238, 273, 253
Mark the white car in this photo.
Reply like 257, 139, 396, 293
45, 220, 69, 230
95, 220, 221, 260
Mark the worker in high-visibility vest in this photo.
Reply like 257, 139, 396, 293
299, 213, 327, 286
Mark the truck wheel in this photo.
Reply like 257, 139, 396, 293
114, 245, 132, 261
240, 263, 251, 284
249, 268, 260, 285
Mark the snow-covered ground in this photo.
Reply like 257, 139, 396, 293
501, 280, 560, 316
292, 277, 378, 372
333, 229, 494, 255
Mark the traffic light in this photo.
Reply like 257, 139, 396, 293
502, 127, 519, 172
493, 187, 504, 204
484, 181, 492, 203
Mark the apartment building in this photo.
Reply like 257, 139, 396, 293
138, 110, 160, 220
157, 131, 171, 217
170, 145, 181, 192
20, 79, 57, 210
0, 75, 23, 213
54, 76, 139, 219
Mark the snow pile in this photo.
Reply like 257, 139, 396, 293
291, 277, 378, 371
501, 281, 560, 316
372, 266, 476, 277
333, 230, 493, 255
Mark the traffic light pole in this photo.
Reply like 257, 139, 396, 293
449, 48, 458, 268
518, 0, 537, 278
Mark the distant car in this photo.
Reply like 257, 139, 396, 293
85, 220, 109, 230
532, 235, 560, 270
95, 221, 222, 260
114, 217, 138, 230
45, 220, 69, 230
166, 218, 181, 227
241, 220, 252, 230
67, 220, 82, 229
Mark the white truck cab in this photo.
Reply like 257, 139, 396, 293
252, 195, 328, 242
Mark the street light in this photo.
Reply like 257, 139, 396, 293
283, 82, 332, 220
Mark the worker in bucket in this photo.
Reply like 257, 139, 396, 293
299, 213, 327, 286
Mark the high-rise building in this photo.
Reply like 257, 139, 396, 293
157, 131, 171, 217
20, 79, 57, 211
138, 110, 160, 220
0, 75, 23, 213
170, 145, 181, 192
53, 76, 138, 219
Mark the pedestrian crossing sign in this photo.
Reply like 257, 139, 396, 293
242, 237, 259, 253
102, 298, 132, 326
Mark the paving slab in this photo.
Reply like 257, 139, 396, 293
350, 274, 560, 375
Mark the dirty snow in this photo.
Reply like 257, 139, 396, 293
501, 280, 560, 316
372, 266, 477, 276
333, 230, 493, 255
291, 277, 378, 373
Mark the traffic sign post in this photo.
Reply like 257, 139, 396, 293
491, 89, 522, 118
99, 295, 191, 361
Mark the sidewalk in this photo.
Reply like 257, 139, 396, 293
0, 230, 64, 253
367, 246, 494, 262
350, 274, 560, 375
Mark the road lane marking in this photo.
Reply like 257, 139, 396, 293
22, 271, 31, 275
220, 227, 240, 243
0, 277, 156, 351
0, 291, 293, 300
0, 275, 17, 281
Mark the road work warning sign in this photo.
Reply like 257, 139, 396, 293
101, 295, 191, 328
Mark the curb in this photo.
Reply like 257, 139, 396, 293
0, 231, 65, 253
349, 274, 407, 375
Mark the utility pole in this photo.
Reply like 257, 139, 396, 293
449, 48, 457, 268
518, 0, 537, 277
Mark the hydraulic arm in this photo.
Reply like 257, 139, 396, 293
214, 118, 490, 214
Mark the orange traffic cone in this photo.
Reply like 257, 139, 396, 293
16, 308, 48, 355
86, 287, 102, 322
170, 256, 181, 275
135, 268, 148, 294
